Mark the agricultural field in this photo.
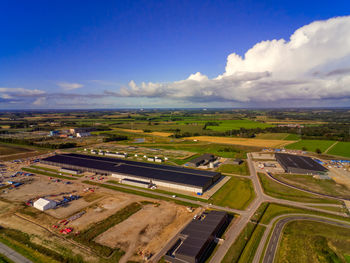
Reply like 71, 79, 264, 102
185, 136, 294, 148
274, 173, 350, 199
327, 141, 350, 158
0, 144, 34, 156
254, 133, 290, 140
204, 119, 274, 131
140, 142, 248, 159
285, 139, 335, 153
209, 176, 255, 210
275, 220, 350, 263
283, 133, 301, 140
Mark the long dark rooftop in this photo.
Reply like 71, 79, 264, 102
275, 153, 328, 172
42, 153, 220, 188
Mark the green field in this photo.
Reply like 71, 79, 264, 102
217, 163, 250, 175
0, 144, 33, 155
276, 220, 350, 263
257, 173, 341, 204
142, 142, 249, 159
285, 139, 335, 153
274, 173, 350, 199
283, 134, 301, 141
209, 176, 255, 210
327, 141, 350, 158
255, 133, 290, 140
205, 119, 273, 131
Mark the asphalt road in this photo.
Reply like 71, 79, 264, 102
262, 215, 350, 263
0, 242, 33, 263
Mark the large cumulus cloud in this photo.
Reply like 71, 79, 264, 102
119, 16, 350, 103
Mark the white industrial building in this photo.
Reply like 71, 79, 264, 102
33, 198, 56, 211
111, 172, 203, 193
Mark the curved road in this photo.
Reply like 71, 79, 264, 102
257, 214, 350, 263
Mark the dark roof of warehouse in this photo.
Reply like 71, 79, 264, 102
188, 153, 216, 164
176, 211, 227, 258
42, 153, 220, 188
275, 153, 328, 172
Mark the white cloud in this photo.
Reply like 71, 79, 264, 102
57, 82, 84, 90
0, 87, 46, 96
119, 16, 350, 103
32, 97, 47, 106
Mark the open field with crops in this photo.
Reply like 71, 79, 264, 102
204, 119, 274, 131
276, 220, 350, 263
327, 141, 350, 158
285, 139, 335, 153
185, 136, 294, 148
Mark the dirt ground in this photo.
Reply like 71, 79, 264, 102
2, 175, 86, 203
69, 195, 144, 231
185, 136, 296, 148
95, 202, 195, 262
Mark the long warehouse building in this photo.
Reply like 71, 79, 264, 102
41, 153, 221, 193
275, 153, 328, 175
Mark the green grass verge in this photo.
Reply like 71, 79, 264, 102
275, 220, 350, 263
257, 173, 341, 204
107, 180, 203, 202
259, 203, 350, 225
0, 228, 84, 263
22, 168, 77, 180
285, 139, 335, 153
0, 253, 15, 263
31, 165, 83, 177
83, 181, 200, 208
274, 173, 350, 199
209, 177, 255, 210
238, 225, 266, 263
328, 141, 350, 158
217, 162, 249, 176
72, 202, 142, 258
222, 222, 256, 263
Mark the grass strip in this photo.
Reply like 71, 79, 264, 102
0, 228, 84, 263
260, 202, 350, 225
22, 168, 77, 180
83, 181, 200, 208
107, 180, 204, 202
238, 225, 266, 263
0, 253, 15, 263
31, 165, 84, 177
72, 202, 142, 258
258, 173, 341, 205
222, 222, 256, 263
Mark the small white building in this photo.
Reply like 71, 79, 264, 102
33, 198, 56, 211
76, 132, 91, 138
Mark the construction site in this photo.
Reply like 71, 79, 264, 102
0, 165, 198, 262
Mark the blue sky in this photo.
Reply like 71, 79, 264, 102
1, 0, 350, 108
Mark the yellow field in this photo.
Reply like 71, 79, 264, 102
185, 136, 295, 148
